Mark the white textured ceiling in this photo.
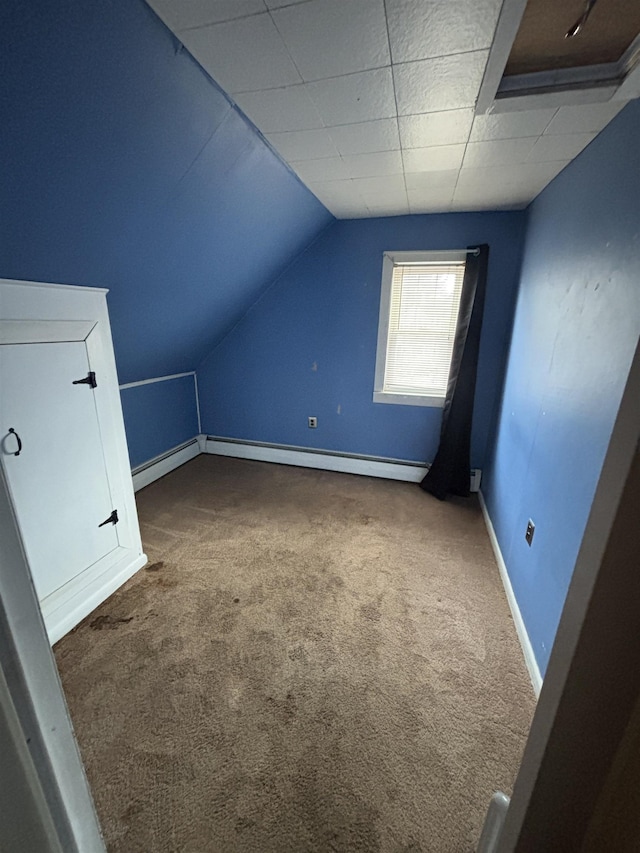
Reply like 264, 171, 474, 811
147, 0, 626, 218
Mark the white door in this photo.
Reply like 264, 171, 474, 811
0, 342, 119, 600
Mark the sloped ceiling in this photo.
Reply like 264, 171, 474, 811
0, 0, 333, 383
147, 0, 630, 218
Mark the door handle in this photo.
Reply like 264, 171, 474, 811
7, 428, 22, 456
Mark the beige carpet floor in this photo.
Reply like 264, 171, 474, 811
55, 455, 535, 853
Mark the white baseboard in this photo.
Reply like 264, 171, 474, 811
478, 490, 542, 696
205, 437, 432, 483
130, 434, 482, 490
44, 550, 147, 645
132, 438, 200, 492
205, 437, 482, 489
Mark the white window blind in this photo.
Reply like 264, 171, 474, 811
382, 261, 465, 398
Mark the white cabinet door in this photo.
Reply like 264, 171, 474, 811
0, 342, 119, 600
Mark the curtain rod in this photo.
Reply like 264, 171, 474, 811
438, 247, 481, 256
388, 248, 480, 261
391, 248, 480, 267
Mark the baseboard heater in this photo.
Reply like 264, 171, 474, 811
205, 436, 482, 491
131, 438, 200, 492
131, 438, 199, 475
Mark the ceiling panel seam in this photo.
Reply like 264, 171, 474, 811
383, 0, 409, 214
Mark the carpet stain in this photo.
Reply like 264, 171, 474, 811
266, 691, 298, 724
88, 614, 133, 630
55, 455, 535, 853
121, 801, 144, 824
154, 576, 178, 590
288, 644, 308, 662
235, 815, 256, 834
359, 602, 382, 622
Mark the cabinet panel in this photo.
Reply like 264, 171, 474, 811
0, 342, 119, 600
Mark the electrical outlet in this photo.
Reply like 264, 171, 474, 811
525, 519, 535, 546
308, 416, 317, 428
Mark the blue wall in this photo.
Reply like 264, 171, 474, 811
0, 0, 331, 465
198, 213, 526, 466
484, 101, 640, 676
120, 376, 199, 469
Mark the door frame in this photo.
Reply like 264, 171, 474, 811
0, 462, 106, 852
0, 279, 146, 642
493, 337, 640, 849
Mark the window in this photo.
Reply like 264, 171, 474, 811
373, 251, 466, 408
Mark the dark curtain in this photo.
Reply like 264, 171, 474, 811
420, 244, 490, 501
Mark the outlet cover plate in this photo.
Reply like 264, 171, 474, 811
526, 519, 535, 546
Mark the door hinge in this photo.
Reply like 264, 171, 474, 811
72, 371, 97, 389
98, 509, 119, 527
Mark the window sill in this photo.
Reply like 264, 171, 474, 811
373, 391, 445, 408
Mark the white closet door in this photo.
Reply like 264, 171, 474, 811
0, 342, 119, 600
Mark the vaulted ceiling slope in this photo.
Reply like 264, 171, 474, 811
147, 0, 632, 218
0, 0, 333, 384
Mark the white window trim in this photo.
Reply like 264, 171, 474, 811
373, 250, 468, 409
